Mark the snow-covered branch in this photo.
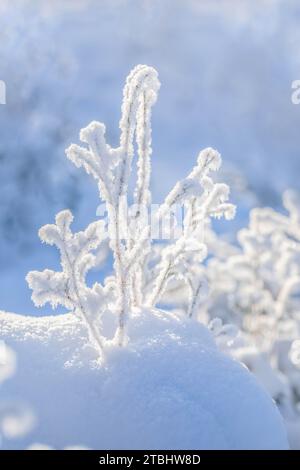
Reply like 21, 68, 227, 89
147, 147, 235, 312
27, 210, 107, 353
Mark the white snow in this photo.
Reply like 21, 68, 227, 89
0, 308, 288, 450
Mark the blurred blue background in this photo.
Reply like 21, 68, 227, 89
0, 0, 300, 314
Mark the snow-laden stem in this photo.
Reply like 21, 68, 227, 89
111, 204, 129, 345
130, 89, 154, 305
148, 260, 172, 307
114, 67, 159, 343
61, 233, 104, 352
188, 279, 204, 319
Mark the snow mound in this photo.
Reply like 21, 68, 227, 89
0, 309, 288, 450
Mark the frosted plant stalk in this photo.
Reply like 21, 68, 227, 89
66, 65, 160, 345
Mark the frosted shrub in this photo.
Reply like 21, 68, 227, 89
206, 191, 300, 436
27, 65, 235, 351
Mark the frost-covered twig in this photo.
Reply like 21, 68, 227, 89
27, 210, 106, 353
147, 148, 235, 311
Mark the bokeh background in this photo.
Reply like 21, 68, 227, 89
0, 0, 300, 314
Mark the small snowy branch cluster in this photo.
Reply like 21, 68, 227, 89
147, 148, 235, 316
207, 190, 300, 332
27, 211, 107, 352
27, 65, 235, 350
205, 190, 300, 426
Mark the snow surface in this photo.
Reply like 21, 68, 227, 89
0, 308, 288, 450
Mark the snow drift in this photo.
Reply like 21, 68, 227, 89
0, 309, 288, 450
